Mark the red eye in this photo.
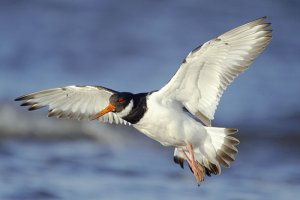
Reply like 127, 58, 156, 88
118, 98, 125, 103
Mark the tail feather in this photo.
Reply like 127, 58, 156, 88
207, 127, 239, 169
173, 127, 239, 178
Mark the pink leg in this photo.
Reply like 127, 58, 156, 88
180, 144, 204, 185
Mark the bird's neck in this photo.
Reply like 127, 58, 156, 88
121, 92, 148, 124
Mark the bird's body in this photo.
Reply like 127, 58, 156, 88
134, 92, 205, 147
15, 17, 272, 185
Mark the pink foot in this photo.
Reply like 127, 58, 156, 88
181, 144, 205, 185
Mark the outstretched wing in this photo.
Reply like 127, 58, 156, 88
15, 85, 130, 125
156, 17, 272, 126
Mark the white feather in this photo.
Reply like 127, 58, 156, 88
15, 85, 129, 125
156, 17, 271, 125
117, 100, 134, 118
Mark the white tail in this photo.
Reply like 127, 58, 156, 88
206, 127, 239, 169
173, 127, 239, 176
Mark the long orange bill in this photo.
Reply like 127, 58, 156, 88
91, 104, 115, 120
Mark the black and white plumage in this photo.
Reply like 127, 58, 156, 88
15, 17, 272, 185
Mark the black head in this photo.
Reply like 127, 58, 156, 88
109, 92, 134, 113
92, 92, 134, 120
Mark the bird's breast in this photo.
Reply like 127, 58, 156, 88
133, 94, 189, 146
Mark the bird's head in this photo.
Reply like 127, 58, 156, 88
93, 92, 134, 119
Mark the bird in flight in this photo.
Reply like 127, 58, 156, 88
15, 17, 271, 185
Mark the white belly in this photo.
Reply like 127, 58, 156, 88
133, 94, 206, 147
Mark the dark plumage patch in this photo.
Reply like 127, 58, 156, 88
122, 93, 148, 124
15, 95, 32, 101
20, 102, 32, 106
208, 163, 219, 175
201, 162, 219, 177
204, 167, 212, 177
173, 156, 184, 169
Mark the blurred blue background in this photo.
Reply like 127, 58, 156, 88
0, 0, 299, 199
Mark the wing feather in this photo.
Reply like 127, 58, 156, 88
15, 85, 130, 125
156, 17, 272, 125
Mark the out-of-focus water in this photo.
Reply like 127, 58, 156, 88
0, 137, 299, 200
0, 0, 299, 199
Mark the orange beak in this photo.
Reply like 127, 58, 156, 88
92, 104, 115, 120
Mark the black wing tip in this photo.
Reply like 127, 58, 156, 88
204, 163, 219, 177
14, 96, 27, 101
191, 44, 203, 53
15, 94, 35, 101
259, 17, 273, 28
264, 22, 272, 27
20, 102, 32, 106
261, 16, 267, 20
256, 16, 267, 22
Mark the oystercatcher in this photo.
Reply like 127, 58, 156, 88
15, 17, 272, 185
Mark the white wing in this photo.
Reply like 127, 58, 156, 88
15, 85, 130, 125
157, 17, 272, 126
